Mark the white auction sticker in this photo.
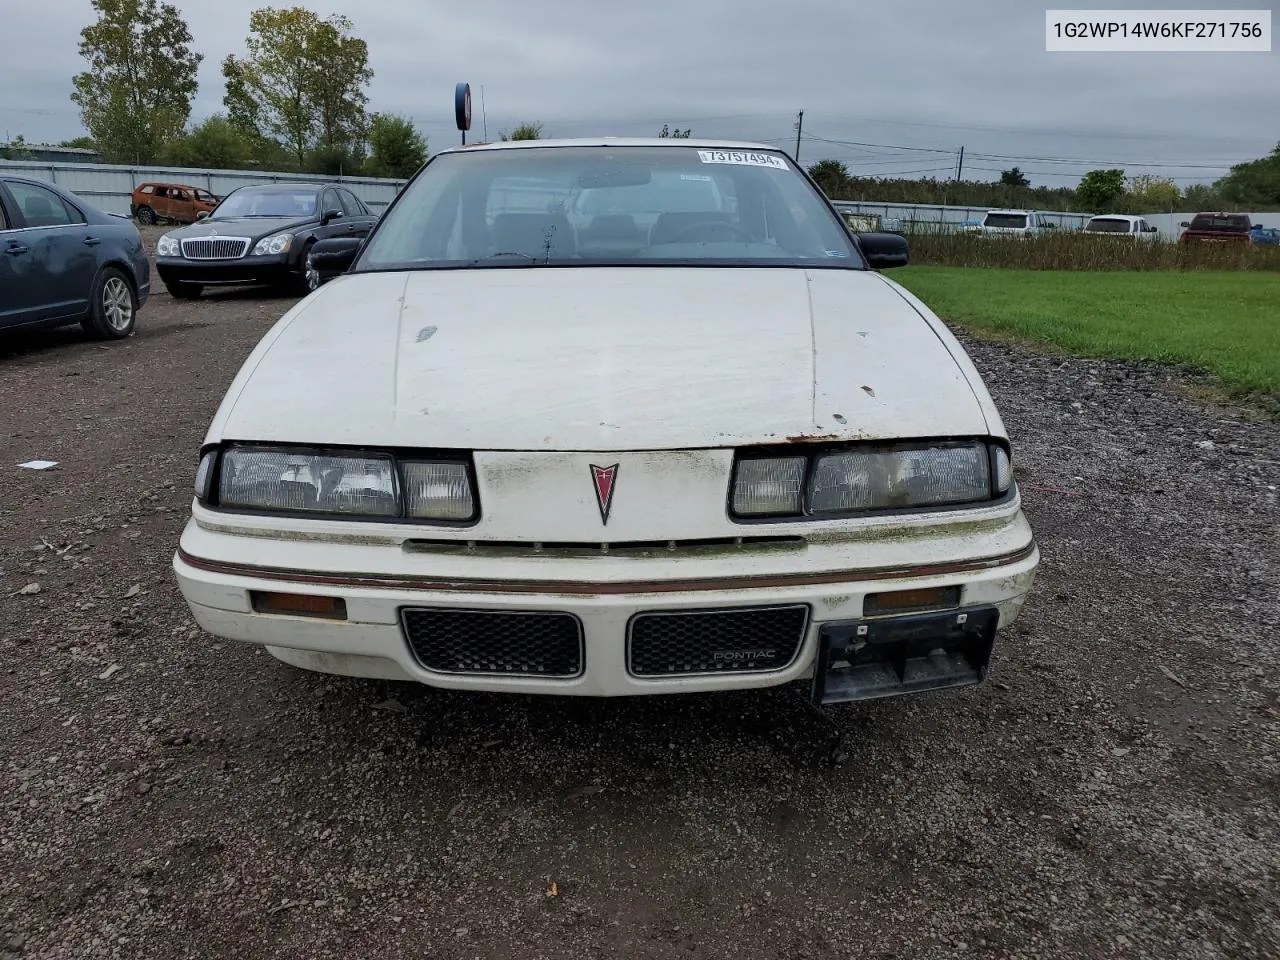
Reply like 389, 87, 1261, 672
1046, 10, 1270, 51
697, 150, 788, 169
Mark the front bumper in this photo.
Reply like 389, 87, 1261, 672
156, 254, 296, 287
173, 508, 1039, 701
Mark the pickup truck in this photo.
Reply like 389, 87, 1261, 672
1178, 212, 1252, 244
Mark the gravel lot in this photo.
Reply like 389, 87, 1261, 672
2, 234, 1277, 959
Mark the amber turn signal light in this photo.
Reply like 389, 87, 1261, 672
250, 591, 347, 619
863, 585, 961, 616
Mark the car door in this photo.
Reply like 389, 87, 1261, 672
315, 188, 351, 240
339, 189, 377, 237
168, 187, 194, 223
2, 180, 98, 323
0, 181, 39, 329
150, 186, 172, 221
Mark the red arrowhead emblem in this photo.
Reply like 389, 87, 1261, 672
590, 463, 619, 524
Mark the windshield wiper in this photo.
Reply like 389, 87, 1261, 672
465, 251, 541, 266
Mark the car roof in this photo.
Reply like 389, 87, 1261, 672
985, 208, 1036, 215
437, 137, 780, 156
138, 181, 200, 189
1088, 214, 1138, 221
232, 181, 323, 190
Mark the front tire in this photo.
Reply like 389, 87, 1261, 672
136, 206, 156, 225
80, 268, 137, 340
292, 241, 317, 296
164, 280, 203, 299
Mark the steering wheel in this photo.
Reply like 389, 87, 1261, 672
671, 220, 756, 243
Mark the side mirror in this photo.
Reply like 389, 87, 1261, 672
858, 231, 909, 269
321, 208, 344, 226
1145, 225, 1158, 232
196, 211, 209, 220
1180, 221, 1190, 228
308, 237, 361, 285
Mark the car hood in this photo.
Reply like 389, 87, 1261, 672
171, 216, 313, 240
210, 267, 993, 451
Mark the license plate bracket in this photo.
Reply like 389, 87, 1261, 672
811, 606, 1000, 705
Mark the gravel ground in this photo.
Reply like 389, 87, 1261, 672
1, 235, 1277, 959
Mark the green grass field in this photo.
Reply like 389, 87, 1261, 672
894, 267, 1280, 402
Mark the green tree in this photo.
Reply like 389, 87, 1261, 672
58, 136, 98, 151
223, 7, 372, 168
366, 113, 427, 179
807, 159, 851, 196
70, 0, 202, 163
1077, 168, 1126, 212
999, 167, 1030, 188
1213, 143, 1280, 207
658, 124, 691, 138
161, 114, 250, 169
499, 122, 544, 141
1125, 174, 1181, 213
1182, 182, 1224, 211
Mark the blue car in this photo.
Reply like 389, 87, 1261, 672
0, 175, 150, 338
1250, 225, 1280, 246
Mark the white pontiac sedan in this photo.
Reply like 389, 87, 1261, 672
173, 139, 1039, 706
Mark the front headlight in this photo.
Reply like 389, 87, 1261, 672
198, 445, 477, 521
809, 443, 990, 513
219, 448, 398, 516
732, 440, 1011, 518
252, 232, 293, 256
157, 234, 180, 257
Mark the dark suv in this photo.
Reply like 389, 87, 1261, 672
1178, 212, 1252, 244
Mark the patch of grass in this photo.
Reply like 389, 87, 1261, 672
894, 267, 1280, 401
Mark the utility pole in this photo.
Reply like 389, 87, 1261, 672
955, 145, 965, 181
794, 110, 804, 163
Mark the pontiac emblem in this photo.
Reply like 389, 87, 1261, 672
589, 463, 619, 525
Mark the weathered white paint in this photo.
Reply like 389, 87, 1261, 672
212, 267, 995, 451
176, 137, 1039, 694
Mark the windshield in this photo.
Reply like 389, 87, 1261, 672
983, 213, 1028, 229
1085, 217, 1132, 233
1189, 214, 1249, 232
355, 145, 861, 270
212, 187, 318, 219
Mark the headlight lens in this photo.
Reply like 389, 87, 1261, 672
403, 462, 475, 520
809, 443, 990, 514
732, 456, 806, 516
200, 446, 477, 521
732, 441, 1010, 518
252, 232, 293, 256
218, 448, 398, 516
157, 234, 180, 257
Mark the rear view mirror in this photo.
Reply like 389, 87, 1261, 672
858, 231, 909, 269
308, 237, 361, 285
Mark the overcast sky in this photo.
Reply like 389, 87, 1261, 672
3, 0, 1277, 185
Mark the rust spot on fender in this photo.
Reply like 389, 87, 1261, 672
786, 433, 843, 443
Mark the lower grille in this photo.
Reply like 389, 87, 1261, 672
180, 237, 250, 260
401, 608, 583, 677
628, 605, 809, 676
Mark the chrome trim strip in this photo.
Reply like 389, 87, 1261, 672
175, 542, 1038, 597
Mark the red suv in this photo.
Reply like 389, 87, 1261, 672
1178, 212, 1252, 244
